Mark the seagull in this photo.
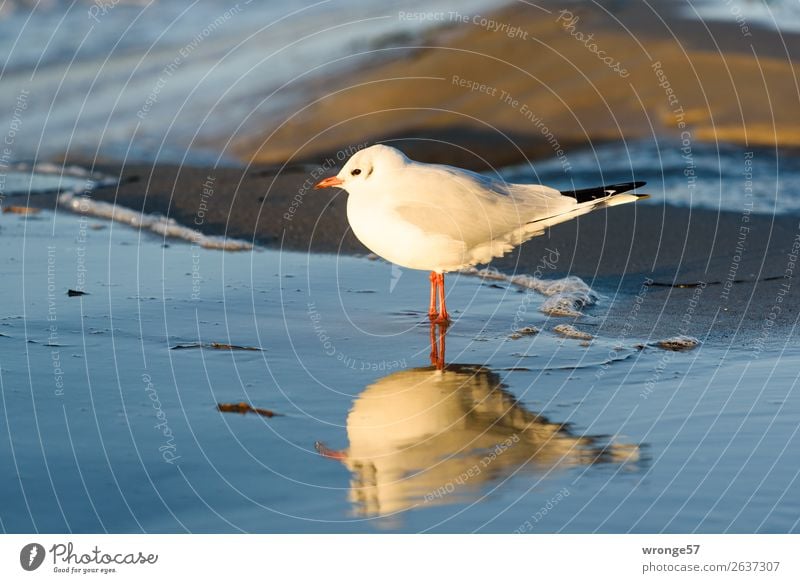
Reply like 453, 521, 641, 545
315, 144, 647, 324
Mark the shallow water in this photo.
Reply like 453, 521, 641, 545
0, 0, 505, 163
0, 205, 798, 533
688, 0, 800, 33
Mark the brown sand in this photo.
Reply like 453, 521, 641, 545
234, 0, 800, 170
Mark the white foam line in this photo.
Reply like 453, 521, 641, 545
58, 192, 253, 251
460, 266, 599, 316
25, 162, 94, 177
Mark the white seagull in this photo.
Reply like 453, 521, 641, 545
315, 144, 647, 323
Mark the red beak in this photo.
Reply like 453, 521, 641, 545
314, 176, 344, 189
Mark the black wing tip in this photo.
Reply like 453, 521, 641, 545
561, 181, 647, 203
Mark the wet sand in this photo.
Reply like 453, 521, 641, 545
58, 159, 799, 342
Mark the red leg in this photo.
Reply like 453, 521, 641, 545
428, 271, 438, 320
434, 273, 450, 324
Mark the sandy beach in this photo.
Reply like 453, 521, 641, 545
234, 0, 800, 169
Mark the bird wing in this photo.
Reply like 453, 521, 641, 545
391, 162, 574, 252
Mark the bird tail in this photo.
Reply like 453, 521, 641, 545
560, 181, 647, 203
523, 181, 648, 235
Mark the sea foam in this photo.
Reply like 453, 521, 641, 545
58, 192, 252, 251
461, 266, 598, 316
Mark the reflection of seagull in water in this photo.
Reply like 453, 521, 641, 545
316, 325, 639, 517
315, 144, 648, 323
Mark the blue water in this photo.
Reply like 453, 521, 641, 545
0, 206, 797, 533
689, 0, 800, 32
0, 0, 504, 164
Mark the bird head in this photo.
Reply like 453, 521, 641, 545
314, 144, 408, 193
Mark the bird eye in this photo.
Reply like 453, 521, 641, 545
351, 168, 362, 176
